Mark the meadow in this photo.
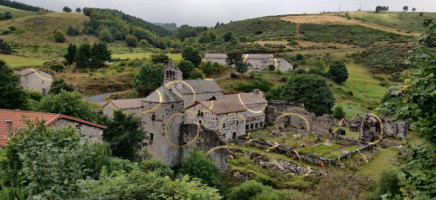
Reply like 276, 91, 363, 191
0, 54, 46, 68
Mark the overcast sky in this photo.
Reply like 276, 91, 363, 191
17, 0, 436, 26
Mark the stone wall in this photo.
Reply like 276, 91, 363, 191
49, 119, 103, 143
20, 71, 52, 95
181, 124, 229, 171
342, 116, 408, 140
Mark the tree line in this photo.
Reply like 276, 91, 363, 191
0, 0, 46, 12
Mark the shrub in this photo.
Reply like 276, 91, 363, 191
189, 68, 205, 79
8, 26, 16, 31
0, 39, 12, 54
99, 28, 114, 43
231, 72, 238, 78
327, 61, 348, 84
178, 60, 196, 79
151, 53, 169, 64
255, 174, 271, 185
228, 180, 265, 200
1, 29, 11, 35
53, 29, 66, 43
179, 147, 221, 188
67, 26, 80, 36
280, 77, 287, 82
332, 106, 346, 119
234, 78, 273, 92
371, 170, 401, 200
125, 35, 138, 47
295, 67, 307, 74
308, 66, 321, 75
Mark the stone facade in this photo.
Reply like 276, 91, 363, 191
102, 99, 143, 119
204, 54, 293, 72
17, 69, 52, 95
49, 119, 103, 143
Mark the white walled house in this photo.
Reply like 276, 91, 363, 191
16, 69, 53, 95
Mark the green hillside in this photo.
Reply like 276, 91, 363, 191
349, 12, 436, 33
0, 5, 35, 18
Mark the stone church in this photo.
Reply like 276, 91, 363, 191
104, 60, 268, 170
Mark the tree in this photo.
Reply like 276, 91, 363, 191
403, 6, 409, 12
332, 106, 345, 119
54, 29, 66, 43
49, 79, 75, 95
64, 43, 77, 64
63, 6, 72, 12
38, 90, 97, 122
178, 60, 196, 79
182, 46, 202, 66
90, 43, 111, 68
151, 53, 169, 64
0, 60, 28, 109
412, 8, 416, 12
125, 35, 138, 47
327, 61, 348, 84
133, 63, 164, 96
223, 32, 233, 42
226, 51, 243, 66
99, 28, 114, 43
76, 7, 81, 13
76, 43, 91, 68
267, 74, 335, 116
235, 61, 249, 74
67, 25, 80, 36
4, 11, 12, 19
102, 110, 147, 160
0, 38, 12, 54
179, 147, 221, 188
375, 6, 389, 13
189, 68, 205, 79
371, 170, 401, 199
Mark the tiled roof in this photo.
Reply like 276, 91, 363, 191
0, 109, 106, 146
144, 86, 184, 103
105, 98, 143, 110
186, 93, 267, 115
205, 54, 227, 59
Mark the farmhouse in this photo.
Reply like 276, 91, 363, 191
16, 68, 53, 95
204, 53, 293, 72
0, 109, 106, 147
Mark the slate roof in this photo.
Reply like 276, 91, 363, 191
0, 109, 106, 146
105, 98, 143, 110
186, 93, 267, 115
16, 69, 37, 76
144, 86, 183, 103
244, 54, 273, 59
205, 54, 227, 59
175, 80, 223, 95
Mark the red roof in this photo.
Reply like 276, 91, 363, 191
0, 109, 106, 146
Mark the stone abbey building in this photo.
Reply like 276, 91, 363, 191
204, 53, 293, 72
104, 60, 268, 169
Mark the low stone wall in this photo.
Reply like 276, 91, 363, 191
237, 135, 375, 167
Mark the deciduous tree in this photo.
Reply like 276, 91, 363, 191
178, 60, 196, 79
182, 46, 202, 66
327, 61, 348, 84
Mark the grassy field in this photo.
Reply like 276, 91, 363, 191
0, 5, 35, 19
349, 12, 436, 33
356, 148, 398, 179
0, 54, 47, 67
112, 52, 182, 61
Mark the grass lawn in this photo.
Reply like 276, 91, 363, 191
1, 54, 47, 67
333, 126, 360, 140
0, 5, 35, 19
356, 148, 398, 179
112, 52, 182, 61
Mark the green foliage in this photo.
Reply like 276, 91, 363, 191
228, 180, 301, 200
267, 74, 335, 116
0, 0, 44, 12
125, 34, 138, 47
102, 110, 147, 161
300, 24, 402, 47
231, 72, 237, 78
38, 90, 97, 122
327, 61, 349, 84
314, 171, 373, 200
0, 39, 12, 54
179, 147, 221, 188
172, 24, 206, 41
0, 60, 28, 110
351, 44, 410, 73
53, 29, 66, 43
295, 67, 307, 74
48, 78, 75, 95
308, 66, 321, 75
233, 77, 273, 92
78, 168, 222, 199
75, 43, 111, 68
76, 7, 81, 13
139, 159, 173, 177
332, 106, 346, 119
371, 170, 401, 200
189, 68, 205, 80
64, 43, 77, 64
223, 32, 233, 42
133, 63, 164, 96
66, 25, 79, 36
63, 6, 72, 12
99, 28, 114, 43
182, 46, 202, 66
151, 53, 169, 64
178, 60, 196, 79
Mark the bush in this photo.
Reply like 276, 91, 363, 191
234, 78, 273, 92
308, 66, 321, 75
0, 39, 12, 54
1, 29, 11, 35
67, 25, 80, 36
178, 60, 195, 79
371, 170, 401, 200
8, 26, 16, 31
151, 53, 169, 64
125, 35, 138, 47
182, 46, 202, 66
231, 72, 238, 78
295, 67, 307, 74
179, 147, 221, 188
99, 28, 114, 43
332, 106, 346, 119
280, 77, 287, 82
54, 29, 66, 43
228, 180, 265, 200
327, 61, 348, 84
49, 78, 75, 95
189, 68, 205, 79
255, 174, 271, 185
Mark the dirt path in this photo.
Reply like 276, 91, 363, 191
281, 15, 420, 37
295, 23, 303, 37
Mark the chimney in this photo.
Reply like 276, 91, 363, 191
6, 120, 13, 137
